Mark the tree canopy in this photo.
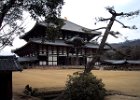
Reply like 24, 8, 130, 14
0, 0, 64, 50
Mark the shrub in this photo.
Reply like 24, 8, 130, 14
59, 72, 106, 100
23, 84, 40, 96
23, 84, 33, 95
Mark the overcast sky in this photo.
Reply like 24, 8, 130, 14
1, 0, 140, 55
61, 0, 140, 43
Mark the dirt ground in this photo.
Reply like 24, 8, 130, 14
13, 69, 140, 100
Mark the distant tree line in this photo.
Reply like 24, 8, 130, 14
103, 39, 140, 60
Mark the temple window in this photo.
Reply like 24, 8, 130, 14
63, 47, 66, 55
39, 61, 46, 66
53, 47, 57, 54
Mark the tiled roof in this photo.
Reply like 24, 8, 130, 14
13, 38, 109, 54
102, 60, 127, 65
127, 60, 140, 64
30, 38, 100, 49
39, 20, 101, 34
18, 57, 38, 62
101, 60, 140, 65
0, 55, 22, 71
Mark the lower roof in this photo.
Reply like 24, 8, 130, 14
101, 60, 140, 65
0, 55, 22, 71
13, 38, 108, 51
31, 38, 100, 49
13, 38, 109, 56
18, 56, 38, 62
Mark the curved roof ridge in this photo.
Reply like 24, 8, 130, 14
20, 19, 101, 39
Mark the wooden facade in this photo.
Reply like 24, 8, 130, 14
13, 20, 104, 67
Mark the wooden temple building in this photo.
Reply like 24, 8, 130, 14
13, 20, 105, 67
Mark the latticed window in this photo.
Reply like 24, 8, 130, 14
39, 61, 46, 66
48, 56, 57, 65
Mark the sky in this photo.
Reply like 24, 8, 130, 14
1, 0, 140, 55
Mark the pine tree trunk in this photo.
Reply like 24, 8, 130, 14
84, 15, 116, 73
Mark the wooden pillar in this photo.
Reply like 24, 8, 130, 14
66, 47, 69, 65
0, 71, 12, 100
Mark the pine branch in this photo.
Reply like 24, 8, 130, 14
91, 27, 107, 31
105, 6, 116, 15
0, 22, 9, 31
95, 17, 110, 22
109, 31, 120, 38
115, 19, 137, 29
122, 10, 140, 17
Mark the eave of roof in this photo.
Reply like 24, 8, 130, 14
13, 38, 102, 54
102, 60, 127, 64
127, 60, 140, 64
102, 60, 140, 65
18, 56, 38, 62
31, 38, 100, 49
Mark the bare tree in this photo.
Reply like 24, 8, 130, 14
84, 7, 140, 73
0, 0, 64, 50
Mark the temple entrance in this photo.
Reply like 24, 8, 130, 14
57, 56, 67, 65
79, 57, 86, 65
67, 57, 85, 65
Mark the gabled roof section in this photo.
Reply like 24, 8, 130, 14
0, 55, 22, 71
20, 19, 101, 40
39, 20, 101, 34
